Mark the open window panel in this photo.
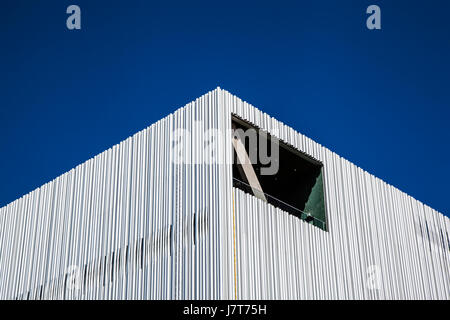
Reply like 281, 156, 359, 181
232, 115, 327, 231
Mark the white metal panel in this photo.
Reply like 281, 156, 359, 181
0, 88, 448, 300
223, 87, 449, 300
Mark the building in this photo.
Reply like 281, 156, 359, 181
0, 88, 448, 300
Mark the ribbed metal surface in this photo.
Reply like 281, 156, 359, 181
0, 88, 448, 300
0, 89, 227, 299
225, 89, 450, 299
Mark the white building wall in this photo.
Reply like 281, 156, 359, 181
0, 89, 227, 299
225, 88, 449, 299
0, 88, 448, 300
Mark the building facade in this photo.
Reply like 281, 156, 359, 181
0, 88, 449, 300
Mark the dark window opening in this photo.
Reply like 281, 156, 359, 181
232, 116, 327, 231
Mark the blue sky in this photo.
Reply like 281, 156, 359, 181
1, 0, 449, 216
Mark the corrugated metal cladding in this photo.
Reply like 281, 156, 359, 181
0, 88, 449, 300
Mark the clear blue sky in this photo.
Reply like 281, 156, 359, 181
1, 1, 449, 216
